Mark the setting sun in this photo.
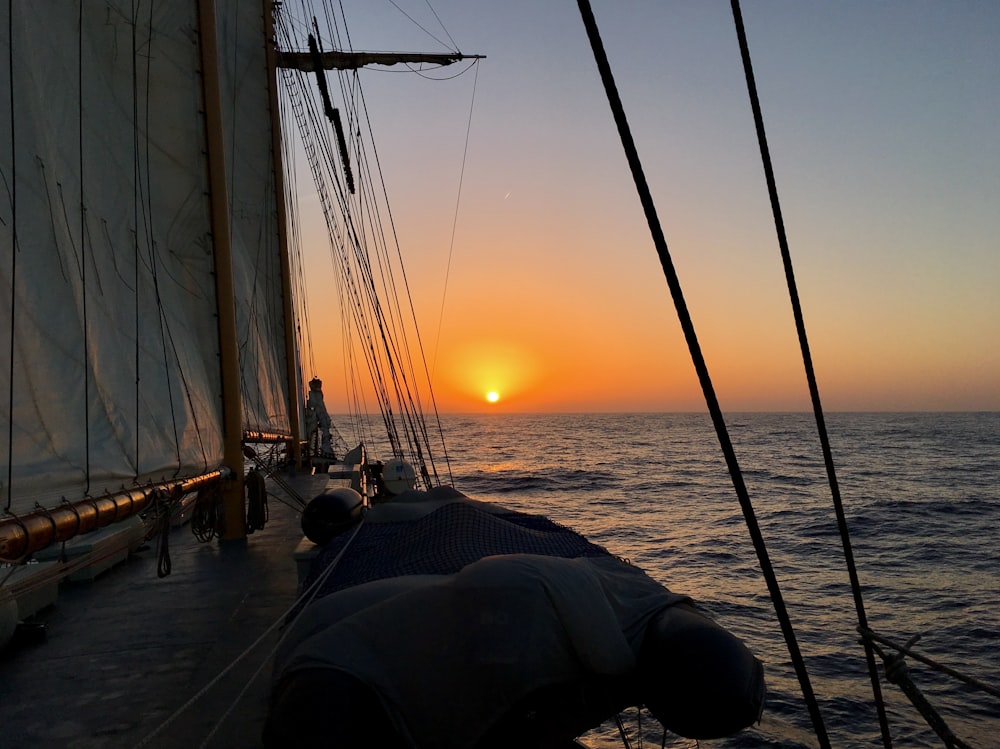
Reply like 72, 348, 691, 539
431, 339, 545, 411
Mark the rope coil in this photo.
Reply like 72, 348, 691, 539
149, 489, 173, 578
191, 485, 223, 543
246, 469, 269, 533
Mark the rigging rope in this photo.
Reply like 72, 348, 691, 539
4, 0, 16, 512
861, 628, 1000, 701
77, 0, 91, 495
727, 1, 893, 745
349, 65, 458, 487
131, 0, 147, 480
614, 713, 633, 749
387, 0, 456, 51
574, 1, 830, 746
151, 489, 172, 578
242, 443, 309, 509
432, 58, 479, 376
191, 484, 223, 543
277, 9, 456, 488
422, 57, 481, 489
867, 635, 974, 749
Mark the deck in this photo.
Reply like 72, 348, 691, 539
0, 472, 329, 749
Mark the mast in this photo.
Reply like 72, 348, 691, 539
197, 0, 246, 541
265, 0, 303, 468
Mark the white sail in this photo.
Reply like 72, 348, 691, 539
0, 1, 294, 517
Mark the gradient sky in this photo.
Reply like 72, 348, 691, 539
297, 1, 999, 413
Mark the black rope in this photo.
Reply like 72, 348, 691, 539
291, 31, 430, 475
151, 489, 172, 578
574, 2, 830, 746
320, 17, 428, 474
78, 0, 91, 494
131, 2, 141, 478
727, 2, 893, 746
279, 5, 453, 487
869, 638, 974, 749
4, 0, 16, 512
245, 468, 268, 533
141, 13, 181, 472
861, 628, 1000, 701
614, 713, 633, 749
191, 486, 222, 543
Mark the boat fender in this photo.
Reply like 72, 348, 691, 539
301, 488, 364, 545
638, 603, 765, 739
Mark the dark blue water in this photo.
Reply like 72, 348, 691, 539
419, 412, 999, 748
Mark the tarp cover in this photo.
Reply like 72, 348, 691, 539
274, 490, 688, 748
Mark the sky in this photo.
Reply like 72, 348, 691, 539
293, 1, 999, 414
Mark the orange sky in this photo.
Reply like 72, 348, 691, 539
294, 2, 1000, 414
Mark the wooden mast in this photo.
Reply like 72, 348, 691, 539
264, 0, 303, 468
197, 0, 246, 541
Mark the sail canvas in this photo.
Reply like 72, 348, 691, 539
0, 1, 294, 517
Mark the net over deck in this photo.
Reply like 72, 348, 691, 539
304, 497, 612, 600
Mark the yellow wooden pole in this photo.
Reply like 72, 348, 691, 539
264, 0, 303, 468
198, 0, 246, 541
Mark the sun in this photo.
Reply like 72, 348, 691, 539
486, 391, 500, 404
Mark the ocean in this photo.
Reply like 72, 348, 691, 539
393, 412, 999, 748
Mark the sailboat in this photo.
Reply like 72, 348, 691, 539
0, 0, 764, 745
2, 1, 994, 748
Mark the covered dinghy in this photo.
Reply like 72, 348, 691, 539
264, 487, 764, 747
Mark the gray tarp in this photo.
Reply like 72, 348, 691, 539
274, 496, 688, 748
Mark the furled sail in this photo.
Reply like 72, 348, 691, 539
0, 1, 295, 524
